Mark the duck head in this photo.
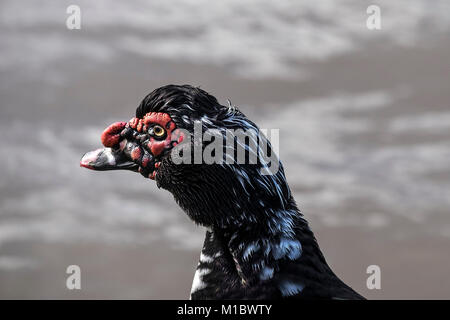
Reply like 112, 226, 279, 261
80, 84, 288, 229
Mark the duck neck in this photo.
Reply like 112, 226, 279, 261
191, 204, 335, 299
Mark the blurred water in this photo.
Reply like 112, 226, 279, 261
1, 0, 450, 81
0, 0, 449, 298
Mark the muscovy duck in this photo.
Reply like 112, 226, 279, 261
80, 84, 365, 300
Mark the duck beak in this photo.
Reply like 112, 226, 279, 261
80, 147, 138, 171
81, 121, 139, 172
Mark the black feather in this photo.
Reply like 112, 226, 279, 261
137, 84, 365, 300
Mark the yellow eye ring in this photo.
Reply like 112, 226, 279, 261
153, 125, 166, 137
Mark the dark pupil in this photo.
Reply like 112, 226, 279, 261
154, 126, 163, 135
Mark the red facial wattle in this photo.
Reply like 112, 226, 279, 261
128, 112, 178, 158
80, 112, 184, 180
100, 121, 127, 148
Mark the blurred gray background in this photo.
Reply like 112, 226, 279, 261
0, 0, 449, 299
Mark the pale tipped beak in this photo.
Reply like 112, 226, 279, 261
80, 147, 138, 171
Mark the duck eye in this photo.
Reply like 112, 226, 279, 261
152, 125, 166, 138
